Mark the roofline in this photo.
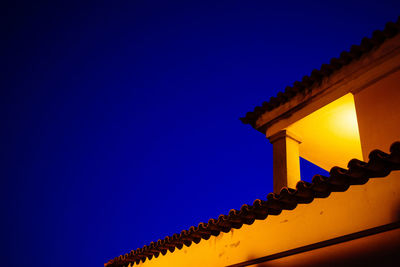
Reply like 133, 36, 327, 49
240, 17, 400, 133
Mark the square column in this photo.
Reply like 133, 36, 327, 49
269, 130, 301, 193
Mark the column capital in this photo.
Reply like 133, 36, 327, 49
268, 129, 302, 144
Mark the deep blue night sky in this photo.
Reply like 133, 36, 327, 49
2, 1, 400, 266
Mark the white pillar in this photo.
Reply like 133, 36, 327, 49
269, 130, 301, 193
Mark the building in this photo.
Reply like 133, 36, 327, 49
106, 17, 400, 267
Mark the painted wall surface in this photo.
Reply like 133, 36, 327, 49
354, 70, 400, 159
256, 227, 400, 267
287, 93, 363, 171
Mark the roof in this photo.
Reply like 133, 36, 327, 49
105, 141, 400, 267
240, 17, 400, 132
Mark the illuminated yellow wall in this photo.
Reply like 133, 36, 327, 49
287, 93, 363, 171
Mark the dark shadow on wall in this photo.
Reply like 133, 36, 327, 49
251, 233, 400, 267
236, 222, 400, 267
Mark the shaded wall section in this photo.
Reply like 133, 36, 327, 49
254, 227, 400, 267
354, 70, 400, 158
354, 69, 400, 223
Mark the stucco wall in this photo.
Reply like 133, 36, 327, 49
354, 70, 400, 159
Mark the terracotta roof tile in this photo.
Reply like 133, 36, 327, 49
240, 17, 400, 129
105, 141, 400, 267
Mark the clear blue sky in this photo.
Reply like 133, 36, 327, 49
2, 1, 399, 266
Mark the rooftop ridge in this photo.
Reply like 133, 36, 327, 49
240, 16, 400, 130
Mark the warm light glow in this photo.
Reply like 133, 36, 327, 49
287, 93, 363, 171
328, 97, 360, 139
